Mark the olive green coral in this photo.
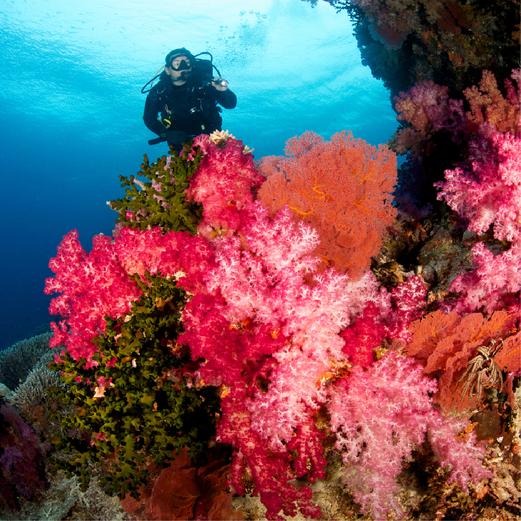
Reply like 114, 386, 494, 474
110, 143, 203, 233
48, 273, 219, 499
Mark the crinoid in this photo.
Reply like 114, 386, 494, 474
458, 339, 504, 399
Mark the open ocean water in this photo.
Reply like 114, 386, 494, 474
0, 0, 398, 351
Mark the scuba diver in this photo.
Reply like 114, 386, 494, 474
142, 48, 237, 150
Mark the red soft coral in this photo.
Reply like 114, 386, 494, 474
45, 230, 142, 366
340, 302, 385, 368
44, 227, 214, 366
217, 382, 322, 521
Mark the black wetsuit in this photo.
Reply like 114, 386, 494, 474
143, 71, 237, 149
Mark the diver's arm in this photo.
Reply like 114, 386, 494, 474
143, 94, 167, 135
213, 88, 237, 110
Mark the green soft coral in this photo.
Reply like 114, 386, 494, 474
48, 273, 219, 499
110, 143, 203, 233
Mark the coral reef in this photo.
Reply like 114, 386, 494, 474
41, 131, 507, 520
21, 2, 521, 517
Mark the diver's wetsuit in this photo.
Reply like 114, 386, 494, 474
143, 73, 237, 149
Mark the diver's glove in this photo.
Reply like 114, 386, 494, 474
165, 130, 188, 145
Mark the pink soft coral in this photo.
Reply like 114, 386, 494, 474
179, 192, 431, 519
395, 80, 451, 134
437, 131, 521, 242
181, 202, 352, 450
329, 352, 491, 519
449, 242, 521, 314
340, 275, 427, 367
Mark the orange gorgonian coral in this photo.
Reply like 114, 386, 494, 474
257, 131, 397, 280
405, 309, 519, 413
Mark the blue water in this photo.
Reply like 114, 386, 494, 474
0, 0, 398, 351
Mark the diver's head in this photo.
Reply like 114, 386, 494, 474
165, 48, 194, 85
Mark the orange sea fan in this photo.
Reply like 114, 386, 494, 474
257, 131, 397, 280
406, 309, 461, 362
405, 309, 519, 413
493, 331, 521, 374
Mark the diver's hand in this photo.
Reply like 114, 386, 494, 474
165, 130, 188, 145
212, 77, 229, 91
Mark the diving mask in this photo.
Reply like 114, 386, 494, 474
170, 59, 191, 71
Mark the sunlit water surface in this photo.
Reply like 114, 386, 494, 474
0, 0, 398, 349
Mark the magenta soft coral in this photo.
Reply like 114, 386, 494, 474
437, 130, 521, 313
178, 197, 363, 517
395, 80, 452, 134
45, 230, 142, 366
186, 135, 264, 239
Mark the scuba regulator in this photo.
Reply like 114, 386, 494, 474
189, 78, 229, 115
